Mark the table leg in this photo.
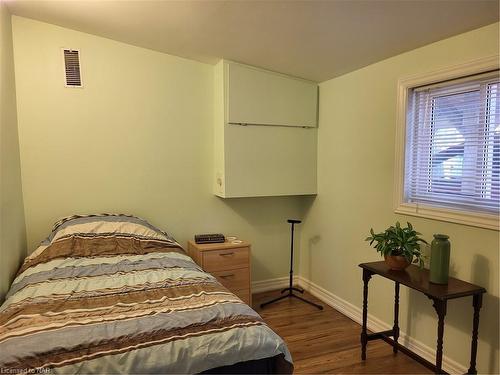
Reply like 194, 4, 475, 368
467, 293, 483, 374
393, 281, 400, 354
431, 299, 447, 374
361, 269, 372, 360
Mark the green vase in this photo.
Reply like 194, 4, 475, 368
430, 234, 450, 284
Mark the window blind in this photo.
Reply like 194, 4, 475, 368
405, 71, 500, 214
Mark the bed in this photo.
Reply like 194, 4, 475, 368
0, 214, 292, 374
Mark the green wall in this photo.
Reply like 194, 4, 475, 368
300, 23, 499, 373
0, 5, 26, 301
8, 12, 500, 372
11, 16, 305, 282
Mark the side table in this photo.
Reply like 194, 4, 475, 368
359, 261, 486, 374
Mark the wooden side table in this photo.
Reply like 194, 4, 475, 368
359, 261, 486, 374
188, 240, 252, 305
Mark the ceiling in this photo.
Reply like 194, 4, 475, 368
5, 0, 499, 82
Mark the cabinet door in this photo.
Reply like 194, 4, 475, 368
223, 125, 317, 197
227, 63, 317, 128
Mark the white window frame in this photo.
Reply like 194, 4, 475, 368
394, 55, 500, 231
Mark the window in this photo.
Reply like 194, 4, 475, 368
394, 57, 500, 230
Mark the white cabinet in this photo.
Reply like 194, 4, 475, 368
214, 60, 317, 198
227, 63, 318, 128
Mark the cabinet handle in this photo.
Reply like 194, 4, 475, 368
219, 252, 234, 256
220, 274, 235, 278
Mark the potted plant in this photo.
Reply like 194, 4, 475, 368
365, 222, 427, 270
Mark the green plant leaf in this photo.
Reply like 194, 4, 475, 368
365, 221, 427, 265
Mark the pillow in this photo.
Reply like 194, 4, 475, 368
46, 213, 176, 244
25, 214, 180, 265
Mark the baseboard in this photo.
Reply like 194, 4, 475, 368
251, 276, 300, 294
252, 276, 466, 374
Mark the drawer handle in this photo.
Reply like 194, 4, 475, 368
219, 252, 234, 256
220, 274, 235, 278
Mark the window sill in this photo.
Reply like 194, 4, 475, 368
395, 202, 499, 231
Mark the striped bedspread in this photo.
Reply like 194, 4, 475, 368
0, 214, 292, 374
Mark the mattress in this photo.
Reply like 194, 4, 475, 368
0, 214, 292, 374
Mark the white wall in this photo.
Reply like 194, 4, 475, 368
11, 16, 307, 282
300, 23, 499, 373
0, 4, 26, 301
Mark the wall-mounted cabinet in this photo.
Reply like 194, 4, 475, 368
214, 60, 318, 198
227, 62, 318, 128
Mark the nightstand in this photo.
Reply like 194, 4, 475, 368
187, 240, 251, 305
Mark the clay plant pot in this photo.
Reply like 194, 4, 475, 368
384, 255, 411, 271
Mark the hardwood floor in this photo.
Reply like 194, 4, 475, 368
252, 290, 432, 374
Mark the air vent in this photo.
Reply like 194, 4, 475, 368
63, 49, 82, 87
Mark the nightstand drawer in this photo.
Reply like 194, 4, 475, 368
212, 268, 249, 290
233, 289, 251, 305
203, 247, 249, 272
